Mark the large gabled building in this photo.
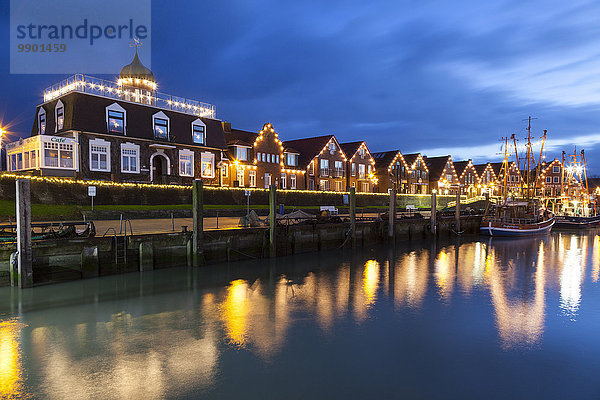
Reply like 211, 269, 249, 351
453, 160, 480, 197
340, 141, 376, 192
283, 135, 347, 191
426, 155, 459, 194
6, 49, 225, 186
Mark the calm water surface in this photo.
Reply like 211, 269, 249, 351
1, 232, 600, 399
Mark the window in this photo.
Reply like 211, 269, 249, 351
335, 181, 342, 192
319, 179, 330, 191
359, 146, 366, 157
55, 100, 64, 131
261, 153, 266, 162
192, 119, 206, 144
553, 176, 559, 183
328, 141, 336, 154
358, 164, 366, 179
106, 103, 126, 134
446, 174, 453, 182
335, 161, 343, 177
201, 152, 215, 178
290, 174, 296, 189
59, 143, 73, 168
221, 163, 229, 178
249, 170, 256, 187
154, 118, 169, 140
44, 142, 59, 167
351, 163, 356, 176
267, 154, 271, 163
546, 176, 552, 183
368, 165, 373, 174
320, 159, 329, 175
361, 182, 369, 192
553, 166, 560, 173
265, 173, 271, 188
281, 173, 287, 189
276, 155, 280, 163
31, 150, 37, 168
24, 152, 30, 169
179, 150, 194, 177
286, 153, 297, 166
237, 168, 244, 186
38, 108, 46, 134
121, 143, 140, 173
237, 147, 248, 161
256, 152, 261, 161
89, 139, 111, 172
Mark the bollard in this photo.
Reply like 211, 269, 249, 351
269, 185, 277, 258
388, 188, 396, 240
430, 190, 437, 236
349, 187, 356, 247
455, 191, 461, 232
192, 179, 204, 267
16, 179, 33, 288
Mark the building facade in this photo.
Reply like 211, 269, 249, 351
426, 155, 459, 195
340, 141, 376, 192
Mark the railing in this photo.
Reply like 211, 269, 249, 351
43, 74, 216, 119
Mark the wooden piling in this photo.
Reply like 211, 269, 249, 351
455, 191, 461, 232
16, 179, 33, 288
388, 188, 396, 240
139, 242, 154, 272
269, 184, 277, 258
349, 187, 356, 247
430, 190, 437, 236
192, 179, 204, 267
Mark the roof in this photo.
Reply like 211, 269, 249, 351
119, 50, 155, 83
33, 91, 227, 150
340, 141, 363, 159
283, 135, 338, 168
473, 163, 489, 177
425, 155, 451, 181
452, 160, 473, 177
224, 128, 257, 147
402, 153, 420, 167
372, 150, 402, 171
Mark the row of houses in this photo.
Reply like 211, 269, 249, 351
1, 50, 584, 198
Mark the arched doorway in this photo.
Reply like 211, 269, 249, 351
151, 152, 170, 184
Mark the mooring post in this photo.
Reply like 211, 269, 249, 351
16, 179, 33, 288
430, 190, 437, 236
388, 188, 396, 240
455, 191, 461, 232
269, 184, 277, 258
349, 187, 356, 247
192, 179, 204, 267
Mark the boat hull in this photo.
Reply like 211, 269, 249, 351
480, 218, 555, 237
554, 215, 600, 229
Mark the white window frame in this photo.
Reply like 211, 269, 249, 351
553, 166, 560, 173
237, 167, 245, 186
152, 111, 170, 140
335, 181, 342, 192
249, 170, 256, 187
236, 146, 250, 161
120, 142, 140, 173
55, 100, 64, 132
38, 107, 46, 134
89, 138, 111, 172
265, 173, 271, 188
221, 163, 229, 178
200, 151, 215, 178
179, 149, 194, 177
290, 174, 296, 189
191, 118, 206, 145
106, 103, 126, 135
281, 173, 287, 189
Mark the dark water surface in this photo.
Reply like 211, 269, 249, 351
1, 232, 600, 399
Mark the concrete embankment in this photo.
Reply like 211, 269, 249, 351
0, 215, 481, 287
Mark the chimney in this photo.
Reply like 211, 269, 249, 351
222, 121, 231, 133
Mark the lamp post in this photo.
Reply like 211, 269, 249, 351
0, 127, 4, 171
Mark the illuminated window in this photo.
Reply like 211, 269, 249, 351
38, 108, 46, 134
281, 173, 287, 189
121, 142, 140, 173
237, 167, 244, 186
89, 138, 110, 172
237, 147, 248, 161
59, 143, 73, 168
265, 173, 271, 188
328, 141, 336, 154
221, 163, 228, 178
106, 103, 126, 134
55, 100, 64, 131
358, 164, 366, 179
153, 112, 170, 140
43, 142, 59, 167
192, 119, 206, 144
351, 163, 356, 176
249, 170, 256, 187
201, 152, 215, 178
290, 174, 296, 189
286, 153, 298, 166
319, 179, 330, 191
179, 150, 194, 177
335, 181, 342, 192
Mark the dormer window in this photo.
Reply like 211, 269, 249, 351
153, 112, 170, 140
359, 146, 365, 158
236, 147, 248, 161
55, 100, 64, 131
106, 103, 126, 134
38, 108, 46, 134
192, 118, 206, 145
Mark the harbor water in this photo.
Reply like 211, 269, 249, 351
1, 232, 600, 399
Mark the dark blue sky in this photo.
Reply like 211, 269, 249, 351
2, 0, 600, 172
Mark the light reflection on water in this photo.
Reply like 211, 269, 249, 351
1, 231, 600, 399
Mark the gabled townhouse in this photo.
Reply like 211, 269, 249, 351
403, 153, 429, 194
537, 159, 563, 198
425, 155, 459, 194
453, 160, 480, 197
283, 135, 347, 191
6, 49, 225, 186
474, 162, 503, 196
340, 141, 376, 192
506, 161, 523, 195
372, 150, 407, 193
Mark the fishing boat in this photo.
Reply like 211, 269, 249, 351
480, 117, 554, 236
552, 148, 600, 229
